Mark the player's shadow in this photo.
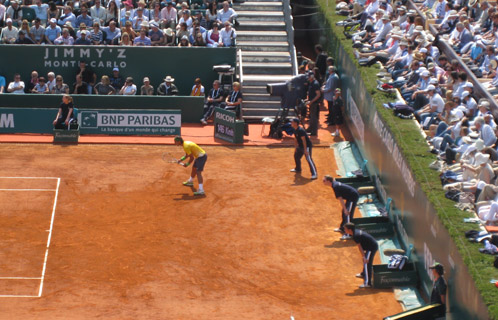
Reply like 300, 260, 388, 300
346, 288, 392, 296
173, 193, 206, 200
324, 240, 356, 248
291, 174, 312, 186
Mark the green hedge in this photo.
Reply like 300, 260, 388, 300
314, 1, 498, 318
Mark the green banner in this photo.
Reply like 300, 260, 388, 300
0, 45, 236, 95
0, 107, 181, 135
213, 107, 244, 143
78, 109, 181, 135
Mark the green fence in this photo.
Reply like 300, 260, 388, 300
0, 94, 203, 123
0, 45, 236, 95
309, 6, 490, 320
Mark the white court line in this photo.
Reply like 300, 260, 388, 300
38, 177, 61, 298
0, 189, 56, 192
0, 295, 39, 298
0, 177, 60, 180
0, 277, 41, 280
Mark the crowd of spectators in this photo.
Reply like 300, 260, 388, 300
0, 0, 238, 46
336, 0, 498, 225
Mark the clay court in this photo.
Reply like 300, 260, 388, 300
0, 143, 401, 319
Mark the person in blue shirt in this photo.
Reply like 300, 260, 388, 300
133, 28, 151, 46
44, 18, 61, 44
0, 75, 6, 93
75, 7, 93, 27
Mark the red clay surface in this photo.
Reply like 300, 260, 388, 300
0, 142, 402, 319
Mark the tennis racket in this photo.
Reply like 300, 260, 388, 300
162, 152, 180, 164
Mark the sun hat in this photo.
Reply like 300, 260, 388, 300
164, 75, 175, 82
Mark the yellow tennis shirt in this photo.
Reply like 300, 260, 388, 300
183, 141, 206, 158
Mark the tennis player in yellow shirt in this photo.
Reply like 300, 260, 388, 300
174, 136, 207, 196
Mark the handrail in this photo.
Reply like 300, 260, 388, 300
238, 48, 244, 86
283, 0, 298, 76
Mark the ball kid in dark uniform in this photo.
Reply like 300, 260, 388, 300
429, 262, 447, 306
323, 175, 360, 239
290, 118, 317, 180
344, 222, 378, 288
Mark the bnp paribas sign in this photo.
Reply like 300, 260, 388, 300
79, 109, 181, 135
43, 47, 128, 69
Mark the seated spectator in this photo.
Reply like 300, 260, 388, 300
205, 2, 218, 29
178, 34, 190, 46
134, 28, 152, 46
206, 23, 222, 47
0, 74, 5, 93
76, 7, 93, 27
122, 21, 137, 40
105, 1, 119, 26
6, 1, 22, 27
177, 9, 192, 30
119, 77, 137, 95
51, 75, 70, 94
47, 72, 56, 92
25, 70, 39, 93
200, 79, 224, 125
74, 29, 92, 45
140, 77, 154, 95
102, 21, 121, 45
32, 77, 49, 94
15, 30, 35, 44
44, 18, 61, 45
90, 0, 107, 25
18, 19, 31, 38
54, 28, 75, 45
223, 81, 243, 118
190, 78, 205, 96
109, 67, 125, 91
193, 10, 208, 30
133, 0, 150, 19
164, 27, 176, 46
121, 0, 135, 24
64, 21, 77, 39
52, 94, 75, 129
220, 21, 236, 47
132, 7, 149, 30
7, 73, 25, 94
119, 31, 133, 46
121, 11, 133, 28
160, 2, 177, 29
176, 21, 189, 41
1, 18, 18, 44
89, 22, 104, 45
193, 32, 206, 46
149, 21, 165, 45
30, 18, 45, 44
157, 75, 178, 95
149, 2, 163, 27
72, 74, 88, 94
217, 1, 237, 25
28, 0, 49, 25
58, 6, 76, 28
94, 75, 116, 95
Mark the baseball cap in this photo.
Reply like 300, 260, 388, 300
420, 48, 428, 53
425, 85, 436, 91
150, 21, 159, 28
6, 18, 12, 23
464, 82, 474, 88
113, 67, 119, 72
429, 262, 444, 275
421, 70, 430, 77
143, 77, 150, 82
291, 118, 300, 123
462, 91, 470, 98
50, 18, 57, 23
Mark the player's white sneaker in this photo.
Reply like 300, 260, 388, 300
359, 284, 371, 288
334, 228, 343, 233
355, 273, 363, 278
311, 175, 317, 180
290, 169, 302, 173
340, 234, 352, 240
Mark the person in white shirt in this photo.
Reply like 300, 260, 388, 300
475, 116, 497, 147
7, 74, 25, 94
160, 2, 177, 29
416, 84, 444, 127
216, 1, 237, 25
90, 1, 107, 24
119, 77, 137, 95
219, 21, 236, 47
1, 18, 18, 43
28, 0, 49, 25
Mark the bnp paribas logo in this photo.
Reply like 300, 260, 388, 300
81, 111, 98, 128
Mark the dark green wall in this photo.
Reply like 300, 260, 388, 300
0, 45, 236, 94
0, 94, 204, 123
